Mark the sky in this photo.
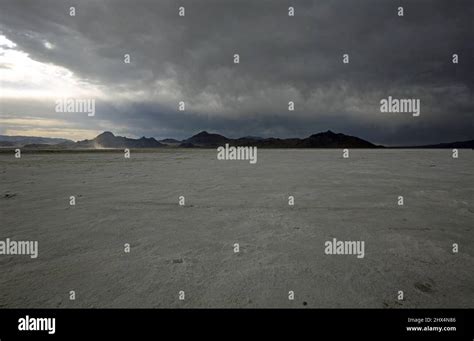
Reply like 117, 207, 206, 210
0, 0, 472, 145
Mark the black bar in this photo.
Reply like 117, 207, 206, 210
0, 309, 472, 340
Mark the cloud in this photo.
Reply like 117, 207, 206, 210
0, 0, 472, 144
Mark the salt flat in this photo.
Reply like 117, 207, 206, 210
0, 149, 472, 308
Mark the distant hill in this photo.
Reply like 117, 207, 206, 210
0, 135, 72, 147
406, 140, 474, 149
181, 131, 230, 147
159, 138, 182, 144
301, 130, 377, 148
159, 138, 182, 146
75, 132, 164, 149
23, 143, 56, 148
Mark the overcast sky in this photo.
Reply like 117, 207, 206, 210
0, 0, 472, 145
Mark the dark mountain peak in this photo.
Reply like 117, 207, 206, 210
184, 130, 229, 146
159, 138, 181, 144
190, 130, 228, 138
309, 130, 337, 138
240, 135, 264, 140
97, 131, 115, 138
95, 131, 118, 145
194, 131, 211, 137
305, 130, 375, 148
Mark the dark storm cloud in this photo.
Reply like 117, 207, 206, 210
0, 0, 472, 144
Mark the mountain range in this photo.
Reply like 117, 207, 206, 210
73, 131, 164, 149
0, 135, 72, 147
0, 131, 472, 149
179, 130, 379, 148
